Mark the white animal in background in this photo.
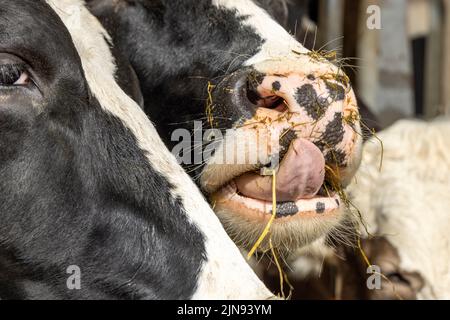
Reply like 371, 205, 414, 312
348, 117, 450, 299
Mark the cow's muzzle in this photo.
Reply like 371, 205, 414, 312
200, 64, 363, 251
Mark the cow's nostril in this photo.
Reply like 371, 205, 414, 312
246, 80, 287, 112
262, 96, 286, 111
246, 80, 261, 105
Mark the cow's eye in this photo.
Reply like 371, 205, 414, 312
0, 63, 29, 87
0, 53, 31, 88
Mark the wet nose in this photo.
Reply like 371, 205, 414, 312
208, 69, 300, 130
246, 70, 351, 118
202, 65, 361, 194
211, 68, 352, 121
209, 66, 360, 164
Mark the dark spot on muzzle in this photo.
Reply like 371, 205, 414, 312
272, 81, 281, 92
263, 129, 298, 169
325, 150, 346, 167
295, 84, 330, 120
274, 202, 299, 218
316, 202, 326, 214
317, 112, 345, 149
316, 112, 346, 166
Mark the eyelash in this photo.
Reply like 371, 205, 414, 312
0, 63, 27, 86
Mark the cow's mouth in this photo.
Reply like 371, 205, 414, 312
206, 134, 350, 252
210, 137, 342, 223
208, 163, 345, 253
212, 181, 340, 219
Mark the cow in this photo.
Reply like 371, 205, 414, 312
0, 0, 273, 300
88, 0, 364, 255
344, 118, 450, 300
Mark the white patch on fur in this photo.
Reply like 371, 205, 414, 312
212, 0, 307, 66
46, 0, 272, 300
348, 118, 450, 299
212, 0, 343, 78
208, 0, 361, 257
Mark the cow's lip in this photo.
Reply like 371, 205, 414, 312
211, 179, 341, 221
208, 136, 342, 220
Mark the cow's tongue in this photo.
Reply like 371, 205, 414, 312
234, 138, 325, 202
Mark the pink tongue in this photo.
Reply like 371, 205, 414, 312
235, 138, 325, 202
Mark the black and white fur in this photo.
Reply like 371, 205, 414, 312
88, 0, 309, 153
88, 0, 362, 252
0, 0, 271, 300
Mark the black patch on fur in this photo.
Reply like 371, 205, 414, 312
316, 113, 345, 150
307, 74, 316, 81
295, 84, 329, 120
89, 0, 264, 181
88, 0, 267, 179
315, 112, 347, 166
0, 0, 205, 300
315, 113, 346, 166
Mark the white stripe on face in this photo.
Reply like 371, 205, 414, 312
45, 0, 272, 299
212, 0, 343, 76
212, 0, 308, 65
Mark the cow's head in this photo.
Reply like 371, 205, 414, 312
0, 0, 272, 299
90, 0, 363, 252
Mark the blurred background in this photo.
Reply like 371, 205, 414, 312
256, 0, 450, 300
262, 0, 450, 128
